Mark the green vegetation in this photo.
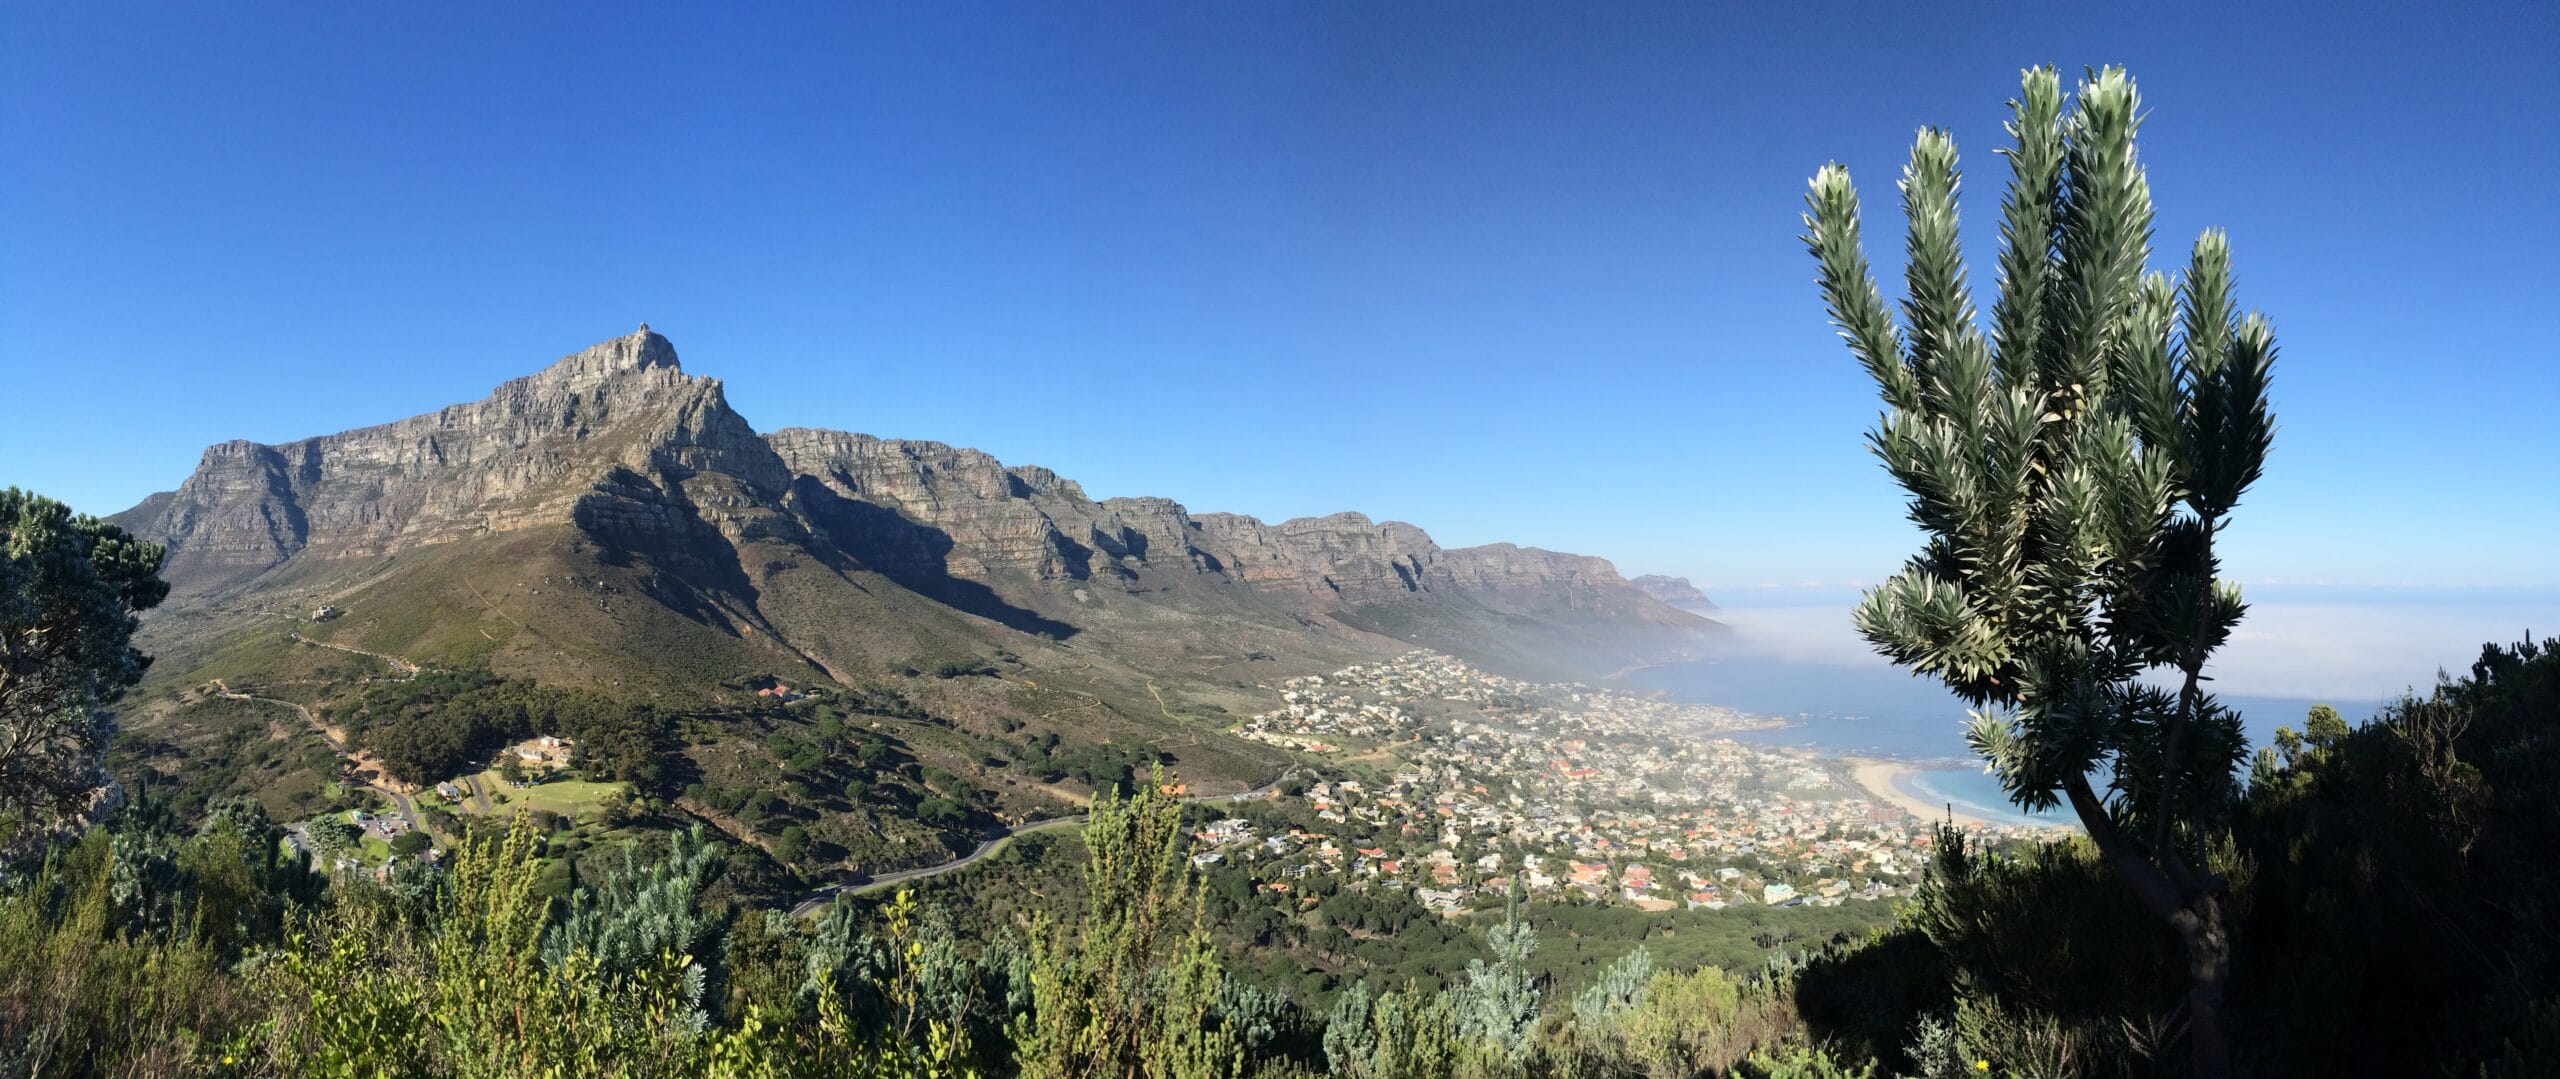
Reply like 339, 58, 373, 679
0, 805, 300, 1075
1763, 639, 2560, 1075
6, 59, 2556, 1073
1807, 65, 2275, 1074
114, 694, 350, 822
1015, 777, 1244, 1077
0, 488, 168, 845
339, 669, 675, 791
487, 776, 634, 821
884, 791, 1898, 1006
931, 658, 998, 679
7, 639, 2560, 1074
1009, 730, 1166, 793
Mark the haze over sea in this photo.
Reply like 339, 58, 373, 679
1628, 585, 2555, 825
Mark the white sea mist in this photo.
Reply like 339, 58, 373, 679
1624, 583, 2553, 824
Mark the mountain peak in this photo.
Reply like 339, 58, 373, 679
116, 325, 751, 590
115, 329, 1717, 679
531, 325, 680, 390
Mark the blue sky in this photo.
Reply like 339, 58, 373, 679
5, 3, 2555, 609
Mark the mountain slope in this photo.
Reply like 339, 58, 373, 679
116, 326, 1714, 685
105, 327, 1719, 854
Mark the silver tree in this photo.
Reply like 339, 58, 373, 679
1803, 66, 2274, 1077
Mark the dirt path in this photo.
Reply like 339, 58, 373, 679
675, 797, 778, 859
462, 576, 529, 631
1143, 681, 1208, 750
210, 636, 437, 839
210, 679, 429, 838
290, 631, 419, 676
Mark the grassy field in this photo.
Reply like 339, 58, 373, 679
465, 770, 631, 820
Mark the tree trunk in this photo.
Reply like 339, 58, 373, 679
2174, 889, 2234, 1079
2066, 776, 2235, 1077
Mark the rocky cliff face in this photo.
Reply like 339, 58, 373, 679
766, 428, 1107, 581
1632, 574, 1718, 613
767, 428, 1691, 629
118, 328, 1715, 674
114, 327, 789, 590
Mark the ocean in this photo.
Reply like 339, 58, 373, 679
1623, 652, 2383, 827
1615, 586, 2552, 825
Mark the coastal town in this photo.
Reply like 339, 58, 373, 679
1215, 650, 2068, 916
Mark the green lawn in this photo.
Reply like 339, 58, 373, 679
466, 770, 631, 821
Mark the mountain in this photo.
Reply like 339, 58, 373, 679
1632, 574, 1718, 613
105, 327, 1718, 859
114, 326, 1714, 680
115, 330, 782, 590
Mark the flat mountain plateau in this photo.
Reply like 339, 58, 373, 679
104, 327, 1719, 883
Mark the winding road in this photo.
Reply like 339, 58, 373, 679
206, 630, 435, 837
787, 768, 1298, 917
210, 678, 429, 838
226, 623, 1298, 911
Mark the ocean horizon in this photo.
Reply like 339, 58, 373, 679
1625, 647, 2394, 826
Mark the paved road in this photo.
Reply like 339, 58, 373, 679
788, 769, 1297, 917
233, 627, 1298, 906
210, 679, 428, 838
216, 635, 430, 837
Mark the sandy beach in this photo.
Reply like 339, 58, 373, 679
1846, 757, 1992, 827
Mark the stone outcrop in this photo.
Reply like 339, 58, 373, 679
114, 326, 789, 589
767, 428, 1102, 581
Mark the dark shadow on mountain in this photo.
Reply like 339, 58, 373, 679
1079, 525, 1144, 582
574, 468, 769, 634
1049, 531, 1096, 582
790, 478, 1080, 640
581, 469, 768, 630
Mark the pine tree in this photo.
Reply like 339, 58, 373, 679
2301, 703, 2350, 753
0, 488, 167, 849
1803, 66, 2276, 1077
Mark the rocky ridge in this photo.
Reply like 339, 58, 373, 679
115, 328, 1715, 683
116, 327, 789, 589
1632, 574, 1718, 613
